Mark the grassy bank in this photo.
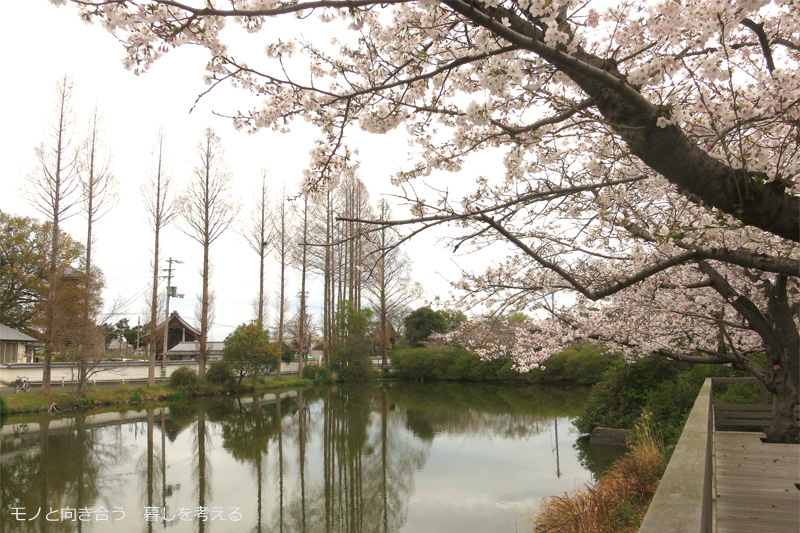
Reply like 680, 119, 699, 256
0, 376, 313, 415
532, 355, 766, 531
533, 418, 665, 532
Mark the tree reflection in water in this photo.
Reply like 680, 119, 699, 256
1, 382, 612, 533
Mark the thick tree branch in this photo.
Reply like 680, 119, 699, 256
656, 348, 768, 382
479, 214, 697, 301
441, 0, 800, 241
741, 18, 776, 73
697, 260, 782, 353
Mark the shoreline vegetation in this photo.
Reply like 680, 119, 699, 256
1, 345, 765, 531
532, 415, 665, 532
0, 375, 314, 417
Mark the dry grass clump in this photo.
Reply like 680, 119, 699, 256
532, 415, 665, 533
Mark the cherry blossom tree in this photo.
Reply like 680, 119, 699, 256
59, 0, 798, 239
57, 0, 799, 440
423, 180, 798, 442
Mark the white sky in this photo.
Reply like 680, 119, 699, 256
0, 1, 498, 341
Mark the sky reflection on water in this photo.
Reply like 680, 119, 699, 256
0, 382, 616, 532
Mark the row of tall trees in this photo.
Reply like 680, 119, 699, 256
19, 75, 116, 392
138, 131, 424, 381
15, 81, 423, 387
13, 77, 238, 388
247, 174, 424, 375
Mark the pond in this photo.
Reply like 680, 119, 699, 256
0, 382, 622, 532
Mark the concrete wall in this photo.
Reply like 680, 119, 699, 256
639, 378, 712, 532
0, 361, 300, 386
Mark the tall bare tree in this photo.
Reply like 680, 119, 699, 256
334, 175, 373, 342
364, 200, 422, 366
307, 186, 337, 362
78, 104, 117, 384
306, 175, 373, 359
181, 128, 235, 377
295, 192, 311, 377
269, 185, 296, 360
25, 76, 81, 392
142, 129, 176, 385
243, 171, 272, 330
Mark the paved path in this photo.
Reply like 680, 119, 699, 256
0, 379, 169, 395
715, 431, 800, 532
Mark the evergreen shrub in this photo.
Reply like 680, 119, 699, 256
206, 361, 234, 387
574, 356, 765, 447
169, 366, 199, 389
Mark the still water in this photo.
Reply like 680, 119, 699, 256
0, 382, 619, 533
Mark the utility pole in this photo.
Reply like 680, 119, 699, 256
161, 257, 183, 375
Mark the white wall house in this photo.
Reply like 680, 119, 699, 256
0, 323, 36, 364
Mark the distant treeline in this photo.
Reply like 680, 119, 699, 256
389, 342, 621, 385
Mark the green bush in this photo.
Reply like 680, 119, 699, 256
574, 356, 764, 447
302, 363, 320, 380
0, 394, 6, 417
390, 347, 503, 381
302, 363, 336, 382
389, 343, 621, 385
316, 364, 334, 383
574, 355, 684, 434
223, 323, 281, 383
206, 361, 234, 387
169, 366, 199, 389
166, 389, 188, 402
525, 342, 623, 385
337, 360, 374, 382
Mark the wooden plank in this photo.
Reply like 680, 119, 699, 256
716, 524, 791, 533
715, 404, 799, 411
714, 431, 800, 533
712, 377, 759, 384
715, 411, 800, 419
715, 413, 771, 419
716, 470, 799, 481
716, 509, 799, 524
716, 420, 770, 427
714, 406, 800, 414
717, 494, 799, 506
718, 513, 800, 524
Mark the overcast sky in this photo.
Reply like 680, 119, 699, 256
0, 1, 500, 341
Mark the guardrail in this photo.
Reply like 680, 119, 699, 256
639, 378, 714, 532
639, 377, 784, 533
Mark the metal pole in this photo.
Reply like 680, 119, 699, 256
135, 316, 141, 356
162, 257, 180, 375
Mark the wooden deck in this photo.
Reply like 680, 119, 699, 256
714, 432, 800, 532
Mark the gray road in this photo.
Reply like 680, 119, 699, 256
0, 379, 170, 395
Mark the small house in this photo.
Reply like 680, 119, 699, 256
0, 324, 37, 364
